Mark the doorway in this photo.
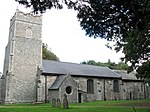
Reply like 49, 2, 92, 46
130, 92, 132, 100
78, 93, 82, 103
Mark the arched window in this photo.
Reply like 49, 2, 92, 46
141, 84, 143, 91
26, 27, 32, 38
87, 79, 94, 94
113, 80, 119, 93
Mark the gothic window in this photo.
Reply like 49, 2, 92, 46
87, 79, 94, 94
141, 84, 143, 91
113, 80, 119, 93
26, 27, 32, 38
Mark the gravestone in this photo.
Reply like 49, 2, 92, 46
63, 94, 69, 109
52, 98, 61, 108
56, 98, 61, 107
52, 99, 56, 107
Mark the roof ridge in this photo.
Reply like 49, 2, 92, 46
42, 59, 108, 68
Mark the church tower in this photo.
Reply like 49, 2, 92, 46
2, 10, 42, 103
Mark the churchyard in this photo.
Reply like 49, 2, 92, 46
0, 99, 149, 112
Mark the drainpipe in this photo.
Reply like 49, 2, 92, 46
103, 79, 106, 101
45, 75, 47, 103
143, 83, 146, 99
35, 80, 38, 102
35, 70, 39, 102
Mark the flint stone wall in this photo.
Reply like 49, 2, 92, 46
2, 10, 42, 103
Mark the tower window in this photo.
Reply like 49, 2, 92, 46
26, 27, 32, 38
87, 79, 94, 94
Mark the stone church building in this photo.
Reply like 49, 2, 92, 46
0, 10, 149, 103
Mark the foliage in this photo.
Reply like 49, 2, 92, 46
136, 61, 150, 84
42, 43, 59, 61
81, 59, 128, 70
15, 0, 150, 83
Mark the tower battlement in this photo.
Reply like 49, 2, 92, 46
10, 9, 42, 26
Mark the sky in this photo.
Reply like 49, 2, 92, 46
0, 1, 124, 73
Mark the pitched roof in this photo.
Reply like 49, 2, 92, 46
49, 74, 68, 90
42, 60, 121, 78
113, 70, 140, 81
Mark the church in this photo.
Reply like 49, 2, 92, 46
0, 10, 149, 103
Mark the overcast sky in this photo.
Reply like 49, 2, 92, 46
0, 1, 124, 73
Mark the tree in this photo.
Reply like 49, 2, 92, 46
86, 60, 97, 65
42, 43, 59, 61
136, 61, 150, 84
116, 61, 128, 70
81, 60, 128, 70
16, 0, 150, 83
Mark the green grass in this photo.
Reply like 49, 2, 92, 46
0, 99, 149, 112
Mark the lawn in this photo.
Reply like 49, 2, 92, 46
0, 99, 149, 112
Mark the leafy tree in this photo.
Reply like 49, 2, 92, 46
16, 0, 150, 83
86, 60, 97, 65
81, 60, 128, 70
42, 43, 59, 61
136, 61, 150, 84
116, 61, 128, 70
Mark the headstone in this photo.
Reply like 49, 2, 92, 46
52, 98, 56, 107
52, 98, 61, 108
56, 98, 61, 107
63, 94, 69, 109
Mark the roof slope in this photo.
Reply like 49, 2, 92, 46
113, 70, 140, 81
49, 75, 67, 90
42, 60, 121, 78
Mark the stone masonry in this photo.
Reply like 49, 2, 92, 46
47, 75, 147, 103
2, 10, 42, 103
0, 10, 149, 104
